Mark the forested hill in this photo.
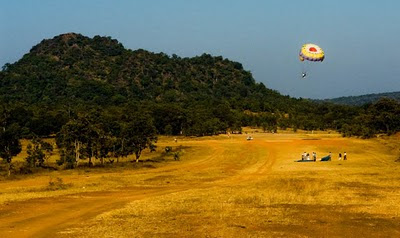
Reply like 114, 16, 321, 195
0, 33, 399, 139
323, 91, 400, 106
0, 32, 287, 110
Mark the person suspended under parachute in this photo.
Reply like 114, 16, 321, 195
299, 43, 324, 78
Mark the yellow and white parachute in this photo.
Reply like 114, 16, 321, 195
299, 43, 324, 78
299, 43, 324, 62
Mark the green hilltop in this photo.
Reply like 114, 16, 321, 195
0, 33, 284, 109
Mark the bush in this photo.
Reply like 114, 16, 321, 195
165, 146, 172, 153
173, 152, 180, 161
47, 177, 71, 191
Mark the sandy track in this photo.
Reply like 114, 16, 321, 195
0, 136, 278, 238
1, 187, 193, 238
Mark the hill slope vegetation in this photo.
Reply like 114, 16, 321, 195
0, 33, 399, 140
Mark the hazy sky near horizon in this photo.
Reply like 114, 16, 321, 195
1, 0, 400, 99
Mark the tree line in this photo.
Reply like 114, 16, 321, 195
0, 104, 159, 176
1, 97, 400, 176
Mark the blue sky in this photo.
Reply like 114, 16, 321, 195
1, 0, 400, 99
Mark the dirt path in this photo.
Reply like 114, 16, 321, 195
0, 187, 192, 238
0, 136, 278, 238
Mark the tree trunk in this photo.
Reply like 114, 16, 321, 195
7, 162, 11, 177
135, 150, 141, 163
75, 140, 80, 167
113, 145, 118, 163
90, 150, 95, 167
121, 139, 124, 156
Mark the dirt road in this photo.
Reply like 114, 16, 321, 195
0, 135, 279, 237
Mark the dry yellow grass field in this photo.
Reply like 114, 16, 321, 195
0, 131, 400, 237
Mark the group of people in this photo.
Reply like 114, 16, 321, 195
301, 151, 348, 161
301, 152, 317, 161
329, 152, 347, 161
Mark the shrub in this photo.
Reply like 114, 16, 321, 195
47, 177, 71, 191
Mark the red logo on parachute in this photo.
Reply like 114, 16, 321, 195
309, 47, 317, 52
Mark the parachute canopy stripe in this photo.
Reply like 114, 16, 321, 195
299, 43, 325, 62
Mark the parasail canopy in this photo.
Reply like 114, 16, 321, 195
299, 43, 324, 62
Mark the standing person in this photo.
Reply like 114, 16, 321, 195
339, 153, 342, 160
306, 153, 310, 160
313, 152, 317, 161
344, 152, 347, 160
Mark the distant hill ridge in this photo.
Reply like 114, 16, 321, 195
323, 91, 400, 106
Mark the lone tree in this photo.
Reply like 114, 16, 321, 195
0, 109, 22, 176
122, 114, 157, 163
